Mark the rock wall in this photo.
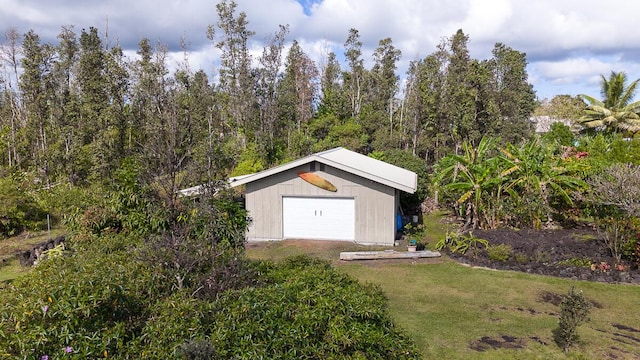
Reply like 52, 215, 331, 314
20, 235, 66, 266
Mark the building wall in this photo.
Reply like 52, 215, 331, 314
244, 162, 397, 246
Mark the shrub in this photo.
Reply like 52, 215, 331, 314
487, 244, 512, 262
436, 232, 489, 257
514, 252, 528, 264
0, 248, 163, 358
553, 287, 592, 353
542, 122, 575, 147
0, 176, 48, 238
1, 248, 418, 359
134, 256, 420, 359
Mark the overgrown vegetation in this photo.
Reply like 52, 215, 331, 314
0, 175, 49, 238
0, 160, 418, 358
2, 0, 640, 358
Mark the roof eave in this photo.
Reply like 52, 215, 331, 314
316, 158, 417, 193
229, 155, 417, 193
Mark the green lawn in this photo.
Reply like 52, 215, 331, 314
4, 224, 639, 359
247, 240, 640, 359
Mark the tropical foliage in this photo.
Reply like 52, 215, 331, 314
436, 136, 587, 230
579, 71, 640, 133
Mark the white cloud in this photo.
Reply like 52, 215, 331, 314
2, 0, 640, 99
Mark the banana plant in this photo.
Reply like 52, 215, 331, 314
435, 136, 507, 230
500, 138, 587, 228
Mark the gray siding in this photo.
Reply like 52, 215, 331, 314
245, 163, 397, 246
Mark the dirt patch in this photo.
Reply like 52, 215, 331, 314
538, 290, 564, 306
445, 228, 640, 284
246, 239, 444, 267
469, 335, 525, 351
612, 324, 640, 333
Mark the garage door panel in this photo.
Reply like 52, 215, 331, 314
283, 197, 355, 240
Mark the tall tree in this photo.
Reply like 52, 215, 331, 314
369, 38, 401, 116
440, 29, 478, 150
317, 51, 345, 117
129, 37, 158, 154
343, 28, 365, 119
486, 43, 536, 143
402, 52, 446, 161
256, 24, 288, 159
0, 28, 22, 167
78, 27, 107, 145
579, 71, 640, 133
209, 0, 256, 148
278, 39, 319, 157
366, 37, 401, 150
19, 30, 55, 185
535, 95, 585, 120
93, 44, 130, 178
50, 26, 80, 182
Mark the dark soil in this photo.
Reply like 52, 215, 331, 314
444, 228, 640, 284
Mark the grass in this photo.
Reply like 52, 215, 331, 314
0, 228, 65, 283
246, 214, 640, 360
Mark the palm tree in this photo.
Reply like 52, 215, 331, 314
579, 71, 640, 133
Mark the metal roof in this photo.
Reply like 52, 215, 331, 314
229, 147, 418, 193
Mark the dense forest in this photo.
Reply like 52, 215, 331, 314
0, 0, 537, 194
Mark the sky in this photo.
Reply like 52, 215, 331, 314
1, 0, 640, 101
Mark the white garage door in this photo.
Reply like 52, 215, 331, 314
282, 197, 355, 240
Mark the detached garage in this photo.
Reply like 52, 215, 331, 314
229, 147, 418, 246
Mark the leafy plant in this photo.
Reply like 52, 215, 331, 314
435, 231, 489, 256
177, 339, 218, 360
487, 243, 511, 262
501, 137, 587, 229
435, 136, 505, 230
553, 287, 592, 353
557, 257, 593, 268
0, 176, 49, 238
514, 252, 528, 264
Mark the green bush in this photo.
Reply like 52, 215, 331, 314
557, 257, 593, 268
542, 122, 575, 147
553, 287, 592, 353
487, 244, 512, 262
514, 252, 528, 263
436, 232, 489, 256
0, 176, 49, 238
0, 247, 164, 358
135, 256, 420, 359
1, 249, 418, 359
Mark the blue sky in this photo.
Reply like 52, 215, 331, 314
2, 0, 639, 101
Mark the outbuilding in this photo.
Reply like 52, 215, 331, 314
229, 147, 417, 246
